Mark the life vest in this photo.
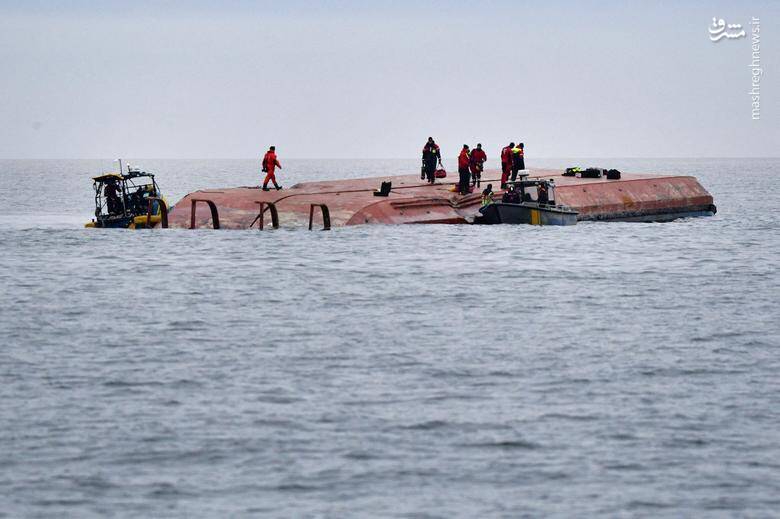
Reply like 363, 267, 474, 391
470, 148, 487, 165
263, 151, 278, 173
512, 147, 524, 157
458, 150, 470, 169
423, 143, 440, 158
501, 146, 512, 164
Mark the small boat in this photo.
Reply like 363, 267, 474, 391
85, 163, 168, 229
477, 201, 578, 225
475, 178, 578, 226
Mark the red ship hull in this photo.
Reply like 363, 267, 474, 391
166, 169, 716, 229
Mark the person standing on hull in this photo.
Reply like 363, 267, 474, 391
261, 146, 283, 191
469, 143, 487, 188
500, 141, 514, 189
458, 144, 471, 195
511, 142, 525, 182
421, 137, 442, 184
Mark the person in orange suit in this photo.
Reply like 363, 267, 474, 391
262, 146, 282, 191
469, 143, 487, 188
500, 141, 515, 189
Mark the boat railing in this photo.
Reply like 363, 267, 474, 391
251, 201, 279, 230
505, 200, 576, 212
146, 197, 168, 228
190, 199, 220, 229
309, 204, 331, 230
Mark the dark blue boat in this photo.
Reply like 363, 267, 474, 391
477, 202, 578, 226
475, 178, 578, 226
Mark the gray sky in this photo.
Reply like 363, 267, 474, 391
0, 0, 776, 158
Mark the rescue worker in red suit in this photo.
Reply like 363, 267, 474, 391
458, 144, 471, 195
469, 143, 487, 188
500, 142, 515, 189
261, 146, 282, 191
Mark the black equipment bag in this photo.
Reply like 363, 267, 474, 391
580, 168, 605, 178
374, 181, 392, 197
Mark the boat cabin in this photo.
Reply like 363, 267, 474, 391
509, 178, 557, 206
87, 168, 163, 228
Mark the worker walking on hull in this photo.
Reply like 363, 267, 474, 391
500, 142, 514, 189
469, 143, 487, 188
262, 146, 282, 191
421, 137, 442, 184
458, 145, 471, 195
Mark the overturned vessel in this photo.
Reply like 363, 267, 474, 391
161, 168, 716, 230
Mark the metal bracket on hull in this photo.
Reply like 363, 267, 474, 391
251, 201, 279, 230
309, 204, 331, 231
190, 199, 220, 229
146, 197, 168, 228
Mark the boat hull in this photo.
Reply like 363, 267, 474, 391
164, 169, 715, 229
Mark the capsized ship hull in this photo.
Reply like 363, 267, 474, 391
165, 169, 716, 229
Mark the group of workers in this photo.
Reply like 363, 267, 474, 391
102, 178, 157, 216
421, 137, 491, 195
422, 138, 526, 195
479, 181, 549, 207
256, 139, 526, 195
500, 142, 525, 189
479, 184, 524, 207
456, 143, 488, 195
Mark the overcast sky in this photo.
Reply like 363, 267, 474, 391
0, 0, 776, 158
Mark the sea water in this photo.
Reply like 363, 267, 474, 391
0, 158, 778, 516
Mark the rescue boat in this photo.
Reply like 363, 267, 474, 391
475, 178, 578, 226
477, 202, 578, 226
85, 165, 168, 229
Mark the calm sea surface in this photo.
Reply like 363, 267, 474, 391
1, 158, 779, 517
